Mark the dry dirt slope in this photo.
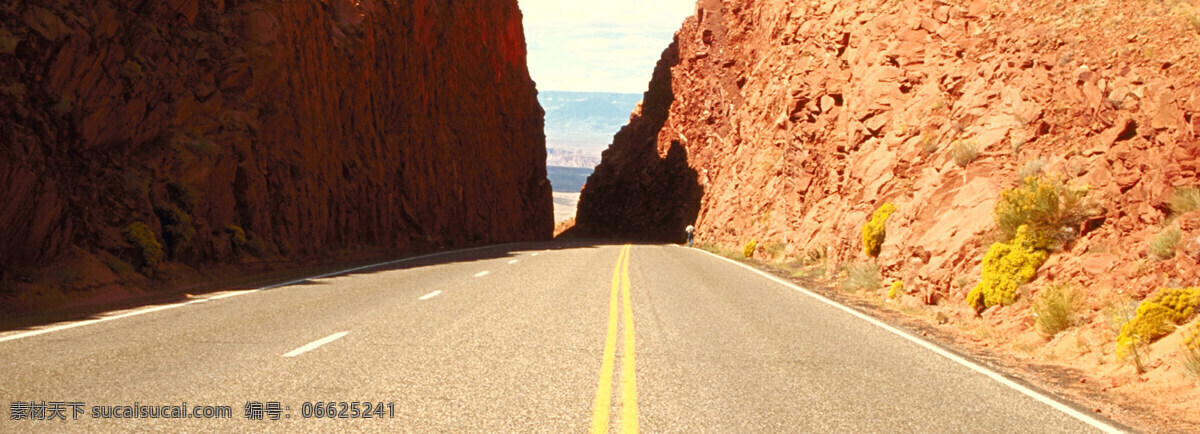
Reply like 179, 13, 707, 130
576, 0, 1200, 429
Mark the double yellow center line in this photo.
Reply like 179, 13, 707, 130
591, 244, 639, 433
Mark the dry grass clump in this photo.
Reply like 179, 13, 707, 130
951, 140, 980, 167
1183, 322, 1200, 379
840, 262, 880, 292
1169, 187, 1200, 215
1032, 283, 1079, 336
1149, 227, 1182, 260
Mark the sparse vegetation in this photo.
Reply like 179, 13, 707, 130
967, 225, 1049, 312
805, 245, 826, 263
1115, 287, 1200, 362
0, 29, 18, 55
841, 262, 880, 292
1017, 158, 1045, 181
888, 280, 903, 299
951, 140, 980, 167
1149, 227, 1182, 260
920, 131, 938, 155
1183, 322, 1200, 379
1185, 345, 1200, 380
225, 224, 248, 249
154, 204, 195, 256
121, 59, 144, 79
743, 240, 758, 259
1033, 283, 1079, 336
994, 175, 1091, 250
762, 241, 786, 259
1168, 187, 1200, 216
861, 203, 896, 257
699, 242, 741, 260
123, 222, 163, 268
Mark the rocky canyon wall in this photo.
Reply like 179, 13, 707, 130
575, 0, 1200, 424
579, 0, 1198, 301
0, 0, 552, 305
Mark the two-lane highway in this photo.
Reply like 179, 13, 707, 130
0, 242, 1123, 432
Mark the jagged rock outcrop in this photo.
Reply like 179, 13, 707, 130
576, 0, 1200, 425
575, 41, 702, 242
580, 0, 1198, 297
0, 0, 551, 306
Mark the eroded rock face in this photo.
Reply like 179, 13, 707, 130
577, 0, 1199, 297
1, 1, 551, 276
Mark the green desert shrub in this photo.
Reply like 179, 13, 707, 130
994, 175, 1090, 250
1032, 283, 1079, 336
123, 222, 163, 268
861, 203, 896, 257
841, 262, 880, 292
743, 240, 758, 259
1149, 227, 1182, 260
966, 225, 1049, 312
1115, 287, 1200, 362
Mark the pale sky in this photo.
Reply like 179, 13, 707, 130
519, 0, 696, 94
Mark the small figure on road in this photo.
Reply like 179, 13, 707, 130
685, 224, 695, 247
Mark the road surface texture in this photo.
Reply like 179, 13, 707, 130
0, 242, 1125, 432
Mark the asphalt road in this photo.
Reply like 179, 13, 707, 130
0, 242, 1123, 432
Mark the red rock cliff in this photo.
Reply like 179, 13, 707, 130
581, 0, 1198, 295
576, 0, 1200, 425
1, 1, 551, 292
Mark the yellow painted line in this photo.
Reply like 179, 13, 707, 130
619, 244, 639, 433
591, 244, 627, 433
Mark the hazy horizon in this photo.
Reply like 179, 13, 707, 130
519, 0, 695, 94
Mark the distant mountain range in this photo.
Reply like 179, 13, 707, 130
546, 148, 601, 168
540, 90, 641, 168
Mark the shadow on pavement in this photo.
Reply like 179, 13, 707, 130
0, 239, 659, 334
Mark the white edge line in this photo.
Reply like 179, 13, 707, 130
282, 331, 349, 358
684, 246, 1125, 434
0, 243, 525, 345
418, 290, 442, 301
474, 271, 490, 277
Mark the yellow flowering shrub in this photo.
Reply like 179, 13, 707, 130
994, 175, 1088, 250
743, 240, 757, 259
1116, 287, 1200, 361
862, 203, 896, 257
888, 281, 903, 299
966, 225, 1048, 312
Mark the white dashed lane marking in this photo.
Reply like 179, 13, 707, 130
418, 290, 442, 301
475, 271, 489, 277
282, 332, 348, 358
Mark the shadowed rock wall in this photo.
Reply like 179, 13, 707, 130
0, 1, 551, 276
